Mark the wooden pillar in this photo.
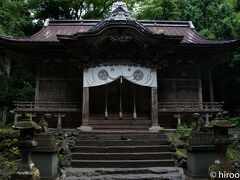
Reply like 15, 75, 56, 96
34, 79, 40, 102
198, 67, 203, 103
209, 70, 214, 102
105, 86, 108, 120
149, 87, 162, 132
78, 87, 92, 131
133, 85, 137, 120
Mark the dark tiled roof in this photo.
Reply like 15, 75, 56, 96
0, 20, 238, 45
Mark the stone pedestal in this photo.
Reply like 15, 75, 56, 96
187, 145, 216, 179
187, 132, 216, 179
32, 134, 59, 180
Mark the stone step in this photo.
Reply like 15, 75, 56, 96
62, 167, 185, 180
72, 152, 173, 160
71, 159, 175, 168
73, 145, 173, 153
77, 132, 168, 140
75, 139, 170, 146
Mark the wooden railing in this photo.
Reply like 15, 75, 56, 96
158, 102, 224, 113
14, 101, 224, 114
14, 101, 82, 113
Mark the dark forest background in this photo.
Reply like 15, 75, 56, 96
0, 0, 240, 124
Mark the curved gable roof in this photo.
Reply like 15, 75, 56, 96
0, 20, 238, 46
0, 1, 239, 47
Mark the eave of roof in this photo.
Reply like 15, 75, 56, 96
0, 19, 238, 48
0, 0, 239, 49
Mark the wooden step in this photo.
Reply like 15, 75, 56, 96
89, 120, 151, 125
90, 114, 150, 121
71, 159, 175, 168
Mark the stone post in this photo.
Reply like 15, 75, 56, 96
54, 113, 65, 132
174, 114, 183, 129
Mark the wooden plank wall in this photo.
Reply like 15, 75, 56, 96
157, 63, 201, 102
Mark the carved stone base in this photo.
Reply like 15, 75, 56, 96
77, 125, 93, 132
149, 125, 163, 132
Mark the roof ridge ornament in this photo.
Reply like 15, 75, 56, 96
87, 0, 139, 32
112, 1, 128, 12
44, 19, 50, 27
107, 0, 134, 21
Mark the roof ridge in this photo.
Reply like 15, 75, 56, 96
48, 19, 193, 27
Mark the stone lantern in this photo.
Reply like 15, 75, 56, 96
11, 114, 41, 180
206, 113, 236, 179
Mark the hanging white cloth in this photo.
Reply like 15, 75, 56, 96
83, 65, 157, 87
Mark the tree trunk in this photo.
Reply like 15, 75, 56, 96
1, 59, 11, 125
1, 107, 8, 125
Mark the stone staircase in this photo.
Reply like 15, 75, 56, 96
71, 132, 175, 168
62, 132, 185, 179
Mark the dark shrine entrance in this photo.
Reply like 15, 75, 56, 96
89, 78, 151, 130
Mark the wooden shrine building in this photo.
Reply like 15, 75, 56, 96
0, 1, 239, 131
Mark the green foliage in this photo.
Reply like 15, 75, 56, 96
137, 0, 180, 20
28, 0, 118, 22
0, 0, 31, 36
227, 140, 240, 161
8, 147, 20, 158
0, 61, 35, 109
0, 122, 12, 129
0, 155, 17, 179
227, 116, 240, 130
136, 0, 237, 39
169, 124, 191, 147
0, 130, 19, 178
176, 148, 187, 159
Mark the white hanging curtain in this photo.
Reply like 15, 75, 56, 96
83, 65, 157, 87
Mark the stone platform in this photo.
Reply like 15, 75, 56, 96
62, 167, 185, 180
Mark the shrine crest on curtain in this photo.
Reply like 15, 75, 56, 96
83, 65, 157, 87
